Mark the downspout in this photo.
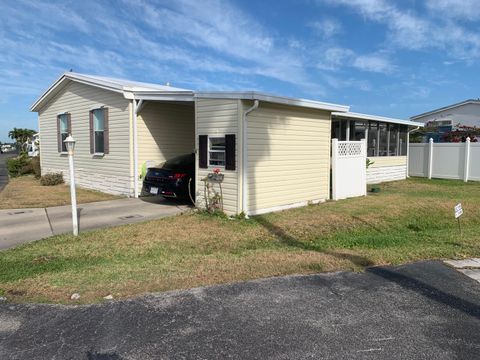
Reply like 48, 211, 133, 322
132, 97, 139, 198
406, 126, 420, 178
242, 100, 259, 218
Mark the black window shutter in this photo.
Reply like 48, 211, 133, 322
225, 134, 236, 170
199, 135, 208, 168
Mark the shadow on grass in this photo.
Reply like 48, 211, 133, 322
253, 216, 374, 268
367, 266, 480, 320
254, 216, 480, 319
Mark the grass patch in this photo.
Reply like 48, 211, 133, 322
0, 177, 479, 304
0, 175, 119, 209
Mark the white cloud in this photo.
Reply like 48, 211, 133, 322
310, 18, 342, 39
317, 0, 480, 60
353, 54, 395, 73
316, 47, 394, 74
426, 0, 480, 21
317, 47, 354, 71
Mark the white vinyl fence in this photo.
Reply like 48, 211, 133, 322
409, 138, 480, 181
331, 139, 367, 200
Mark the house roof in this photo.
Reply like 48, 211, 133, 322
332, 111, 424, 127
30, 72, 195, 112
31, 72, 350, 113
195, 91, 350, 112
410, 99, 480, 121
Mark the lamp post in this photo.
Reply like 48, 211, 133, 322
64, 135, 78, 236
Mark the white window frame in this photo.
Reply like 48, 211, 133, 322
59, 113, 69, 154
208, 136, 226, 167
92, 108, 105, 155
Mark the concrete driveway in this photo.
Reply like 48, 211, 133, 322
0, 197, 190, 249
0, 261, 479, 359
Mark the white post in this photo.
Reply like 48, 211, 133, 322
68, 150, 78, 236
331, 138, 338, 200
464, 137, 471, 182
428, 138, 434, 180
362, 139, 367, 196
132, 98, 139, 198
346, 120, 350, 141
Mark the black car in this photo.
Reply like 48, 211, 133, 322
142, 153, 195, 200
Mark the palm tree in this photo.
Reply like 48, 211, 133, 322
8, 128, 37, 152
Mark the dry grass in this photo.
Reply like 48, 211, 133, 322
0, 175, 119, 209
0, 178, 479, 304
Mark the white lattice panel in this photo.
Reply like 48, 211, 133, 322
338, 141, 363, 157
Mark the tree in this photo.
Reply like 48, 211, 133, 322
8, 128, 37, 151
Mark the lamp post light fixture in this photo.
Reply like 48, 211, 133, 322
64, 135, 78, 236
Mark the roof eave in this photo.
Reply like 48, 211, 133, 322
195, 91, 350, 112
332, 111, 424, 127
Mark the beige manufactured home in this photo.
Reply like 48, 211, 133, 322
31, 73, 423, 216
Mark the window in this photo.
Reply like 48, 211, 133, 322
399, 125, 408, 156
89, 108, 109, 155
58, 113, 69, 152
331, 119, 347, 140
208, 137, 226, 166
92, 109, 105, 153
350, 121, 367, 141
378, 122, 388, 156
367, 122, 378, 157
388, 124, 399, 156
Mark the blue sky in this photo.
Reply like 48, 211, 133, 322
1, 0, 480, 142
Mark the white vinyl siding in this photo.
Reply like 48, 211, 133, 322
38, 81, 131, 195
136, 101, 195, 192
195, 99, 239, 215
246, 102, 331, 214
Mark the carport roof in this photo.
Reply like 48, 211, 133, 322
332, 111, 424, 127
195, 91, 350, 112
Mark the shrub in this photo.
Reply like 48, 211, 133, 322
6, 155, 32, 177
31, 156, 41, 179
40, 172, 64, 186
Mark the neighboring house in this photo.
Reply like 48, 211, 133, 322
410, 99, 480, 142
26, 133, 39, 157
31, 72, 423, 215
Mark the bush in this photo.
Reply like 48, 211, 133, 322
40, 172, 64, 186
6, 155, 32, 177
31, 157, 41, 179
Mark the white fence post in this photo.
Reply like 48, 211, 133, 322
331, 138, 338, 200
428, 138, 434, 179
464, 137, 471, 182
362, 139, 367, 196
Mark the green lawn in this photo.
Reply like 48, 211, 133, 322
0, 178, 479, 304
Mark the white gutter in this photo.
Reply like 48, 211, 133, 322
195, 92, 349, 113
242, 100, 259, 218
132, 98, 140, 198
406, 126, 420, 178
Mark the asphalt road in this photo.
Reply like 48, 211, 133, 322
0, 261, 479, 359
